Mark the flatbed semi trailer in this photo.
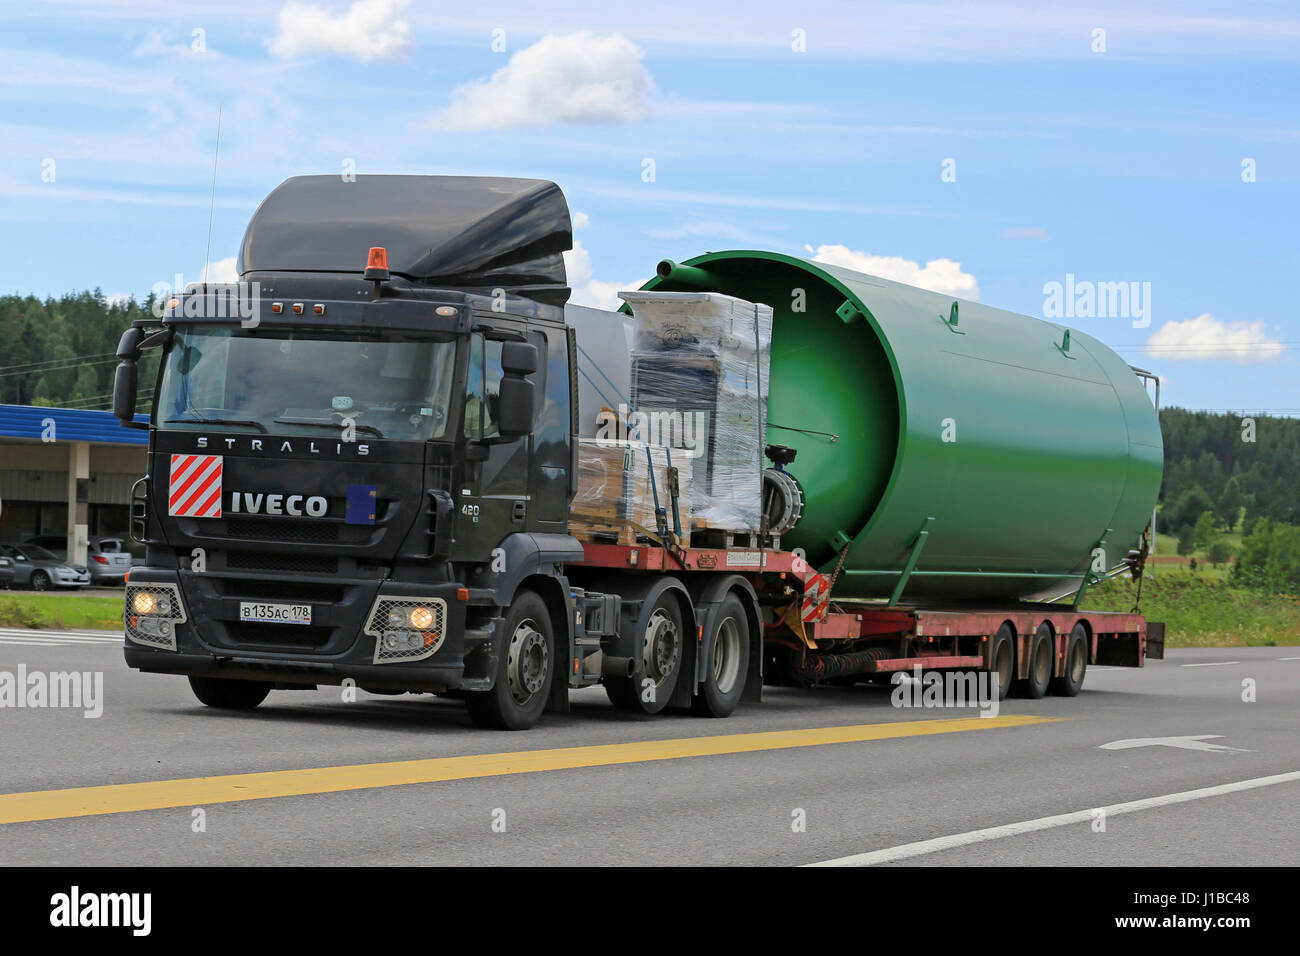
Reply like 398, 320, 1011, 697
114, 174, 1163, 729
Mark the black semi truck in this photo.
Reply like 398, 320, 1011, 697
114, 175, 1157, 730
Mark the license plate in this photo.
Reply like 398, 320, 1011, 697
239, 602, 312, 625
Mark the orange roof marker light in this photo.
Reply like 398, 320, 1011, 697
364, 246, 390, 281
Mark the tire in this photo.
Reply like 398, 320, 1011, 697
30, 570, 50, 592
465, 591, 554, 730
1013, 623, 1053, 699
692, 594, 750, 717
988, 624, 1015, 701
1050, 623, 1088, 696
605, 591, 685, 715
189, 676, 271, 710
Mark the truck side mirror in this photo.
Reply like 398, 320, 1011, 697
113, 360, 139, 425
497, 375, 535, 437
113, 328, 144, 426
495, 341, 539, 437
500, 341, 538, 375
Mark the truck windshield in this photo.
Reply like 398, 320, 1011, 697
156, 327, 458, 441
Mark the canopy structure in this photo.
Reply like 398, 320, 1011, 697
239, 175, 572, 294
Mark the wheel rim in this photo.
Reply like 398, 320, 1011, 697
32, 573, 48, 591
1069, 640, 1086, 682
506, 618, 548, 705
711, 616, 742, 694
1034, 638, 1051, 684
643, 608, 680, 687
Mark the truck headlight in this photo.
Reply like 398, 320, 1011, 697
364, 596, 447, 663
125, 583, 186, 651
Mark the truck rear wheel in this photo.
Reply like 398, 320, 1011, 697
1013, 623, 1053, 699
1050, 623, 1088, 696
606, 593, 684, 715
466, 591, 554, 730
189, 676, 271, 710
988, 624, 1015, 701
692, 594, 750, 718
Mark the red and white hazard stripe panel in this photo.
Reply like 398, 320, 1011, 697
168, 454, 223, 518
801, 572, 831, 623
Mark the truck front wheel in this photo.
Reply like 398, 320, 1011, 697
465, 591, 554, 730
189, 676, 271, 710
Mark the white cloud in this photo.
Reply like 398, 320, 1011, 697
806, 243, 980, 300
563, 239, 641, 310
433, 32, 652, 131
999, 226, 1050, 241
572, 211, 590, 229
1145, 313, 1285, 363
201, 256, 239, 283
570, 278, 641, 311
268, 0, 412, 62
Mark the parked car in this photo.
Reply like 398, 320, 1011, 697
21, 534, 131, 586
0, 544, 90, 590
0, 553, 14, 589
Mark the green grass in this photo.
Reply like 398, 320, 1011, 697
0, 591, 123, 630
1084, 566, 1300, 647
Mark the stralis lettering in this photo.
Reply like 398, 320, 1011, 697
228, 492, 328, 517
196, 436, 369, 456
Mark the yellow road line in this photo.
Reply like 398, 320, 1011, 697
0, 714, 1064, 825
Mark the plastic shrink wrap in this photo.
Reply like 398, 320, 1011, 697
619, 291, 773, 534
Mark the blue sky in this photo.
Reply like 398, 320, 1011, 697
1, 0, 1297, 413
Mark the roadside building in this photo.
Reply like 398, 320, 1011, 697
0, 404, 148, 566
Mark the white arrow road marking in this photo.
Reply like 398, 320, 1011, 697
1100, 735, 1251, 753
807, 770, 1300, 866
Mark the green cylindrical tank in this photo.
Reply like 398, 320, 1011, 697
642, 252, 1163, 602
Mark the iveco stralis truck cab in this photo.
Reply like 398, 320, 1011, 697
114, 175, 585, 729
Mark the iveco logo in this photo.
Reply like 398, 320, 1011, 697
227, 493, 328, 517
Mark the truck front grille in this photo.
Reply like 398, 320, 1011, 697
224, 518, 341, 543
214, 577, 346, 602
226, 551, 339, 574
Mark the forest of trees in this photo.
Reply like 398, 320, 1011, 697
1159, 407, 1300, 538
0, 291, 160, 412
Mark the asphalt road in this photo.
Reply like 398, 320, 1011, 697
0, 628, 1297, 866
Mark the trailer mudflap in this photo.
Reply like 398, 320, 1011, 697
1145, 621, 1165, 660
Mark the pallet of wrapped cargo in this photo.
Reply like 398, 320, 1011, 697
570, 438, 693, 546
620, 290, 772, 536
